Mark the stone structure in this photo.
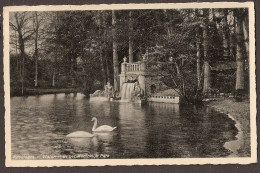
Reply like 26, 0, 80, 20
90, 82, 114, 102
119, 56, 171, 98
90, 54, 180, 103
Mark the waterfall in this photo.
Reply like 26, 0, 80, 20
120, 83, 135, 100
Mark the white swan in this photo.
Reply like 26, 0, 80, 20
66, 131, 94, 138
91, 117, 117, 132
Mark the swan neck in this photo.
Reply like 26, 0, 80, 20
92, 119, 97, 131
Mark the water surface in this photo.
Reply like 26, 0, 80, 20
11, 93, 237, 159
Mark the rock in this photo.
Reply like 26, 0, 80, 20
90, 90, 105, 97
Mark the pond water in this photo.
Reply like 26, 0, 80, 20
11, 93, 238, 159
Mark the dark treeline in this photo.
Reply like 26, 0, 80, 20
9, 9, 249, 101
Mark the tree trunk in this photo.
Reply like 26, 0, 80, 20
98, 11, 107, 86
229, 31, 235, 59
222, 9, 229, 58
242, 13, 249, 58
236, 59, 244, 90
35, 57, 38, 87
70, 65, 75, 87
100, 49, 107, 85
19, 38, 25, 95
16, 57, 19, 75
52, 70, 55, 87
106, 58, 110, 83
52, 52, 57, 87
196, 27, 201, 89
52, 12, 59, 88
102, 47, 108, 84
163, 10, 173, 38
203, 62, 211, 91
175, 62, 180, 76
235, 10, 245, 90
34, 37, 38, 87
129, 11, 134, 63
103, 14, 109, 84
21, 53, 25, 95
33, 12, 39, 87
19, 56, 22, 80
102, 58, 108, 85
15, 31, 19, 73
203, 9, 211, 92
112, 10, 119, 91
18, 30, 26, 95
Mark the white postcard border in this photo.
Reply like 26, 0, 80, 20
3, 2, 257, 167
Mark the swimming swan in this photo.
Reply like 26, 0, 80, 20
91, 117, 117, 132
66, 131, 94, 138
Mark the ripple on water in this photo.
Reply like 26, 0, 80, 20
11, 94, 238, 159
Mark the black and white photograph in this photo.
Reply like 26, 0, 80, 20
3, 2, 256, 166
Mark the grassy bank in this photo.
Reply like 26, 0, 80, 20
11, 88, 79, 97
206, 98, 250, 157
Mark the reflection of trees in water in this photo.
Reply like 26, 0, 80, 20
176, 105, 237, 157
117, 103, 147, 158
88, 101, 119, 156
61, 137, 99, 156
47, 94, 84, 156
144, 103, 180, 158
11, 110, 57, 156
11, 95, 238, 159
27, 93, 89, 157
141, 103, 237, 158
172, 105, 208, 157
89, 101, 116, 128
50, 94, 78, 133
11, 95, 68, 156
95, 132, 116, 155
147, 102, 180, 113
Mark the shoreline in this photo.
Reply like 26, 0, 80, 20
205, 98, 250, 157
10, 88, 79, 97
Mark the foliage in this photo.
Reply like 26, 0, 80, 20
9, 9, 249, 101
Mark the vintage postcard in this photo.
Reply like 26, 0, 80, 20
3, 2, 256, 167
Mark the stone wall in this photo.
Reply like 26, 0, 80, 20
144, 75, 170, 96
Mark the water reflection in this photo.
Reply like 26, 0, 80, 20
64, 136, 99, 155
147, 103, 182, 158
117, 103, 147, 157
11, 94, 237, 159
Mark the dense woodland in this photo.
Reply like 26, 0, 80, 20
9, 9, 249, 102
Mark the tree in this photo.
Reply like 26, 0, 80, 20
234, 9, 245, 91
129, 11, 134, 63
96, 11, 113, 85
39, 12, 60, 87
222, 9, 229, 58
32, 12, 44, 87
112, 10, 119, 91
242, 9, 249, 59
202, 9, 211, 93
195, 9, 202, 90
97, 11, 106, 85
141, 9, 199, 102
8, 8, 250, 99
9, 12, 35, 95
51, 12, 59, 87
